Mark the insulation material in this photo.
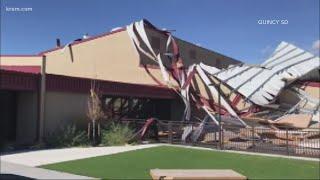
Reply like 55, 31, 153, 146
291, 87, 319, 112
272, 114, 312, 129
292, 84, 320, 102
278, 83, 320, 123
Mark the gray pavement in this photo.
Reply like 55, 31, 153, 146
0, 161, 96, 179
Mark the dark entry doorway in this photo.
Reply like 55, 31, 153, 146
0, 90, 17, 144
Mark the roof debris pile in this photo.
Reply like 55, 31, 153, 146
126, 19, 320, 132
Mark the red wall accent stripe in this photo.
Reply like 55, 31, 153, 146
0, 70, 177, 99
0, 65, 41, 74
300, 81, 320, 87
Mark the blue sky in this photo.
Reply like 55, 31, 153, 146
1, 0, 319, 64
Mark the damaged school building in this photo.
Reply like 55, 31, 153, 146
1, 20, 319, 152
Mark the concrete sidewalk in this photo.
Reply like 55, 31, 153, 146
0, 144, 161, 179
0, 161, 95, 179
1, 144, 161, 167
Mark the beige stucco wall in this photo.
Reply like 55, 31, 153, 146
176, 38, 240, 68
0, 56, 42, 66
43, 91, 184, 134
43, 91, 89, 135
43, 27, 240, 87
40, 27, 243, 123
16, 92, 38, 144
44, 30, 167, 86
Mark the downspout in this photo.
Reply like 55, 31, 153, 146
38, 55, 46, 142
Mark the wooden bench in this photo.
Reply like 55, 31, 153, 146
150, 169, 247, 180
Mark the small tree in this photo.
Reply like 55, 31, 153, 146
87, 87, 104, 145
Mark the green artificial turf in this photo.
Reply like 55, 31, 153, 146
41, 146, 320, 179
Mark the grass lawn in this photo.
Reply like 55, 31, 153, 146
41, 146, 320, 179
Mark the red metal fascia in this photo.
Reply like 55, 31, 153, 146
0, 55, 41, 57
300, 81, 320, 88
0, 70, 39, 91
0, 70, 177, 99
0, 65, 41, 74
46, 74, 177, 99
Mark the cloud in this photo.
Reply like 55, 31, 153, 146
260, 45, 275, 59
256, 45, 275, 63
311, 40, 320, 55
312, 40, 320, 50
260, 45, 273, 54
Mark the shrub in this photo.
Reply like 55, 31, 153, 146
44, 123, 89, 148
101, 123, 134, 146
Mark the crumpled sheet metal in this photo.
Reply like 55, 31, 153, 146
126, 19, 319, 129
200, 42, 320, 106
126, 19, 243, 126
127, 20, 193, 122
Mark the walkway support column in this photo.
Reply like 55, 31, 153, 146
39, 55, 46, 142
218, 81, 223, 149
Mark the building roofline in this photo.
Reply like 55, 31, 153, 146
38, 28, 126, 55
0, 28, 126, 57
0, 55, 42, 57
0, 20, 242, 63
174, 37, 242, 64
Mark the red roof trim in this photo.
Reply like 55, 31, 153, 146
46, 74, 176, 99
0, 55, 41, 57
300, 81, 320, 88
38, 28, 126, 55
0, 65, 41, 74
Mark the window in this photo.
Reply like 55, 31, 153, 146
102, 96, 171, 120
189, 49, 196, 59
151, 36, 160, 50
216, 59, 221, 68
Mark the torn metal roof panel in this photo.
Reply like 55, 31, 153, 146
201, 42, 320, 106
